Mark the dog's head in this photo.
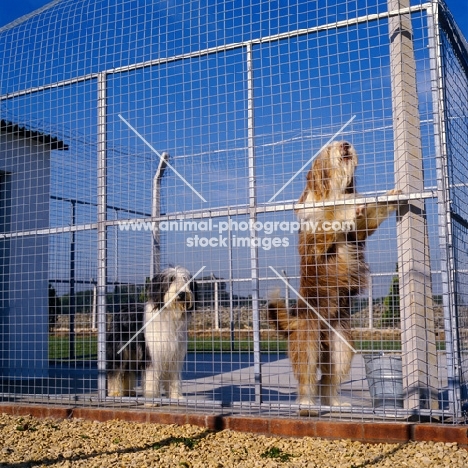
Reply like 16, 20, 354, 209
147, 266, 197, 312
298, 141, 357, 204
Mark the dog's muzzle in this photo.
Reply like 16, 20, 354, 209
178, 291, 188, 302
177, 291, 193, 308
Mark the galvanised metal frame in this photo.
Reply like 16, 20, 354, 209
0, 1, 466, 418
97, 71, 108, 401
428, 0, 468, 418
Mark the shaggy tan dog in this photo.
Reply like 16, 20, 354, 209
269, 141, 400, 406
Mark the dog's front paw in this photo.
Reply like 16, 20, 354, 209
386, 188, 403, 197
297, 397, 319, 417
385, 189, 403, 212
297, 397, 317, 406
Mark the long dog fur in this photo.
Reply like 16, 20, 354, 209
106, 304, 147, 397
143, 266, 197, 400
269, 141, 401, 406
106, 266, 197, 400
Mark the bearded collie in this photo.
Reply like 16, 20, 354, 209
269, 141, 401, 407
107, 266, 197, 400
143, 266, 196, 400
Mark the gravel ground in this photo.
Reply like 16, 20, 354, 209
1, 414, 467, 467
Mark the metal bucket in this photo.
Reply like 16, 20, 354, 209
364, 354, 404, 409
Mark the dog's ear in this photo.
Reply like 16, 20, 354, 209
297, 153, 331, 206
310, 151, 331, 201
298, 157, 329, 204
297, 178, 310, 205
344, 176, 356, 194
147, 273, 169, 308
189, 280, 198, 311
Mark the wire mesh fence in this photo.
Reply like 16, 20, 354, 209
0, 0, 467, 422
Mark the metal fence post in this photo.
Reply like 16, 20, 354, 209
69, 200, 76, 361
388, 0, 439, 411
91, 279, 97, 331
228, 216, 235, 350
97, 72, 108, 401
151, 152, 168, 279
368, 275, 374, 330
212, 273, 220, 330
246, 42, 262, 404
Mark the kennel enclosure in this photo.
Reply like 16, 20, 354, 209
0, 0, 467, 421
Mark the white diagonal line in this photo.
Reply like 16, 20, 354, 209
268, 115, 357, 203
117, 266, 206, 355
118, 114, 207, 202
269, 266, 356, 353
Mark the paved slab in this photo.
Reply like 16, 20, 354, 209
4, 352, 451, 418
180, 351, 451, 414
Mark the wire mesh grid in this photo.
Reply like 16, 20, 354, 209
435, 4, 468, 413
0, 0, 467, 422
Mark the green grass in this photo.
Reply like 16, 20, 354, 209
48, 336, 288, 359
48, 335, 444, 360
353, 340, 402, 352
189, 338, 415, 353
187, 337, 289, 353
49, 335, 98, 360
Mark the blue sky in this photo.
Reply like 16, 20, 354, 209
0, 0, 467, 38
0, 0, 465, 297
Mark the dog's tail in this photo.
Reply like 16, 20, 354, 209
267, 289, 299, 337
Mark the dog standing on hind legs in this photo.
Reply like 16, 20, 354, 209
268, 141, 402, 407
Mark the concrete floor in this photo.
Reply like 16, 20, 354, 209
2, 352, 453, 419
